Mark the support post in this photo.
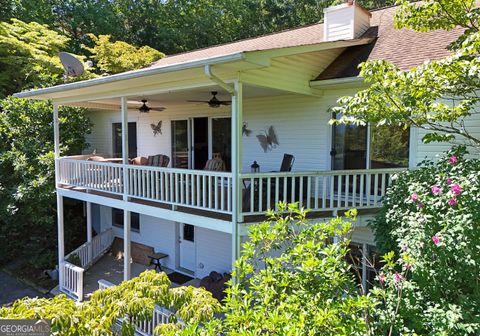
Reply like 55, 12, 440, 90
86, 202, 93, 264
231, 81, 243, 272
121, 96, 131, 280
53, 103, 65, 288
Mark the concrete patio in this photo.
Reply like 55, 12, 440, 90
82, 252, 200, 299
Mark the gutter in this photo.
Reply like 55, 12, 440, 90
13, 52, 246, 99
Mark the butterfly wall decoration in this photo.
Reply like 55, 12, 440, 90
151, 121, 162, 136
257, 125, 279, 152
242, 122, 252, 137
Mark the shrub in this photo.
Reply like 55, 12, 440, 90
202, 204, 374, 336
370, 147, 480, 335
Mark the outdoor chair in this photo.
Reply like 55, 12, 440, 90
243, 153, 296, 213
204, 153, 226, 171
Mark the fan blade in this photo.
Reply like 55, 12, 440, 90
150, 107, 166, 112
219, 101, 232, 106
187, 100, 210, 103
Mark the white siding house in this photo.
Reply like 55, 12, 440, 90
14, 1, 478, 300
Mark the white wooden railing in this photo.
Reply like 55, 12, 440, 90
58, 158, 405, 217
240, 168, 405, 215
126, 165, 232, 214
61, 229, 113, 301
58, 159, 123, 195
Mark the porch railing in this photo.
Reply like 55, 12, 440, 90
240, 168, 405, 215
61, 228, 113, 301
98, 280, 181, 336
58, 157, 405, 217
126, 165, 232, 214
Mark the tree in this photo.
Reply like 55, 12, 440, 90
369, 147, 480, 335
332, 0, 480, 148
0, 270, 220, 335
200, 205, 374, 336
84, 34, 164, 75
0, 97, 92, 264
0, 19, 69, 97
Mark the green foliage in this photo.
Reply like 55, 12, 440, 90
84, 34, 164, 75
0, 19, 68, 97
332, 0, 480, 148
0, 97, 92, 264
200, 204, 373, 336
369, 147, 480, 335
0, 270, 220, 335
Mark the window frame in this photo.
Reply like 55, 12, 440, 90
112, 208, 140, 233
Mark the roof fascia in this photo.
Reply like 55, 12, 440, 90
13, 52, 246, 100
310, 76, 366, 89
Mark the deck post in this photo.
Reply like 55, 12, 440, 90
86, 202, 93, 264
231, 80, 243, 274
53, 103, 65, 288
121, 96, 131, 280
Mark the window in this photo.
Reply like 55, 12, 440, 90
332, 115, 410, 170
183, 224, 194, 242
112, 208, 140, 232
346, 243, 383, 292
112, 122, 137, 158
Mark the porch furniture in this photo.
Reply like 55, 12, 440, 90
87, 155, 109, 162
199, 271, 231, 302
104, 158, 123, 163
243, 153, 296, 212
204, 153, 226, 171
147, 252, 169, 271
131, 154, 170, 167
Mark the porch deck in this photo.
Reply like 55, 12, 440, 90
83, 252, 200, 299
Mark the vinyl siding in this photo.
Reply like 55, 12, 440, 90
195, 228, 232, 279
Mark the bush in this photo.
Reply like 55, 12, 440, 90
202, 204, 374, 336
370, 147, 480, 335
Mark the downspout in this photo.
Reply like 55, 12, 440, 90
203, 65, 241, 278
204, 65, 234, 94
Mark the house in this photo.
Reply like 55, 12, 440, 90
14, 1, 476, 301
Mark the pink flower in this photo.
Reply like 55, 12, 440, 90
446, 178, 453, 185
378, 272, 385, 285
417, 202, 424, 209
394, 272, 402, 283
411, 193, 418, 202
432, 235, 440, 246
431, 185, 441, 195
448, 198, 458, 206
451, 184, 462, 196
449, 155, 458, 164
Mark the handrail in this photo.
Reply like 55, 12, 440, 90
240, 167, 407, 178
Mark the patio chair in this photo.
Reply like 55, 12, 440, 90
87, 155, 109, 162
147, 154, 170, 167
204, 153, 226, 171
243, 154, 296, 213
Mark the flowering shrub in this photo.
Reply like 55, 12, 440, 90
370, 147, 480, 335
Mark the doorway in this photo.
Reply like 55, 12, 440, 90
171, 117, 231, 170
178, 223, 196, 272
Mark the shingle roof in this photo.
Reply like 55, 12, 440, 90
149, 23, 327, 68
150, 4, 464, 78
316, 6, 464, 80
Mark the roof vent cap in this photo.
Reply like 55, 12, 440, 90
323, 0, 371, 42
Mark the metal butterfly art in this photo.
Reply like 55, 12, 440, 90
257, 125, 279, 152
242, 122, 252, 137
151, 121, 162, 136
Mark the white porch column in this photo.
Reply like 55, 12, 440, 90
231, 81, 243, 268
53, 103, 65, 287
86, 202, 93, 262
121, 96, 131, 280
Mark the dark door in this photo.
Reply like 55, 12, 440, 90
193, 117, 209, 169
211, 117, 231, 171
112, 122, 137, 158
171, 120, 189, 168
331, 122, 367, 170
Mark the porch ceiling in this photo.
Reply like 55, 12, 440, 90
68, 83, 287, 110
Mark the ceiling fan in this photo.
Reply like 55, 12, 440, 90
188, 91, 231, 108
129, 99, 166, 113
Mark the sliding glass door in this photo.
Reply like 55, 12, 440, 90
171, 117, 231, 171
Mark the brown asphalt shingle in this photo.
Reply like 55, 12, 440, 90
149, 4, 464, 77
316, 6, 464, 80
